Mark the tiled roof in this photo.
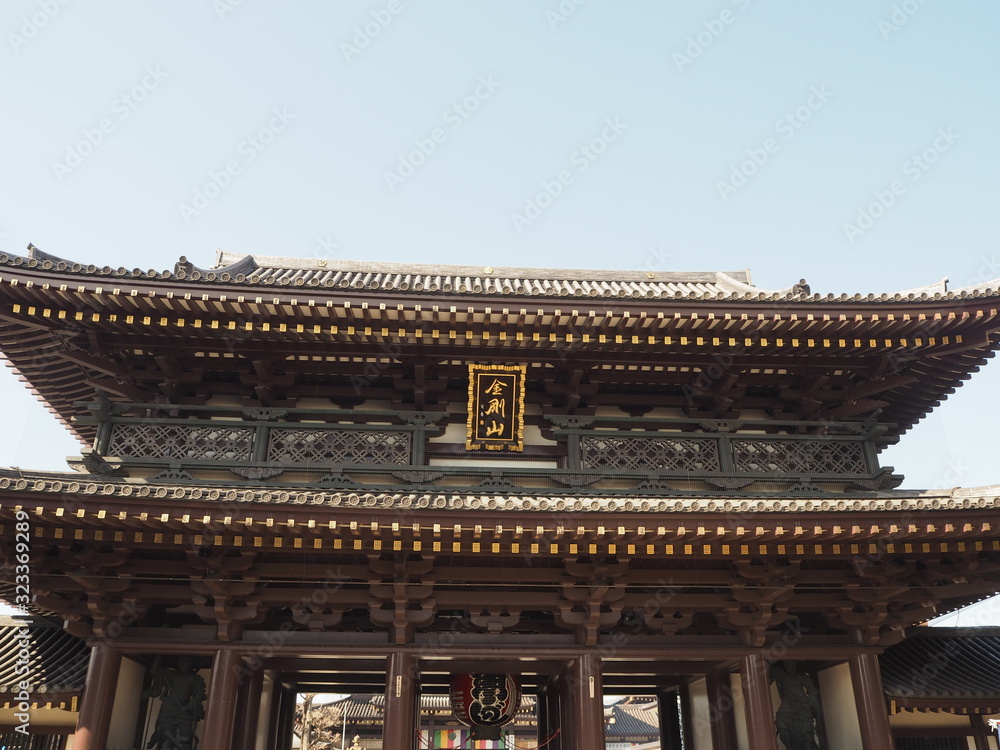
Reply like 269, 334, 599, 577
5, 244, 996, 302
605, 702, 660, 737
881, 628, 1000, 704
0, 617, 89, 701
329, 693, 536, 721
1, 468, 998, 514
215, 251, 760, 299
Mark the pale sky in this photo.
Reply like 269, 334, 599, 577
1, 2, 999, 619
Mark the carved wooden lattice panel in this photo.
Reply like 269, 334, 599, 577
580, 436, 721, 472
731, 439, 867, 475
107, 424, 254, 460
267, 429, 410, 465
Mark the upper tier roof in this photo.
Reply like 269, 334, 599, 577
2, 245, 1000, 451
2, 244, 988, 301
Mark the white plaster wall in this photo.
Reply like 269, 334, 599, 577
107, 656, 146, 749
730, 672, 749, 750
689, 673, 757, 750
688, 677, 712, 750
818, 663, 863, 750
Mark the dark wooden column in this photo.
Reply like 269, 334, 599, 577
568, 654, 605, 750
706, 671, 739, 750
276, 686, 296, 750
73, 645, 121, 750
969, 714, 991, 750
383, 652, 418, 750
536, 683, 552, 749
543, 677, 564, 750
680, 682, 695, 750
202, 648, 243, 749
231, 661, 265, 750
657, 688, 684, 750
740, 654, 778, 750
265, 679, 285, 750
850, 653, 894, 750
557, 668, 576, 750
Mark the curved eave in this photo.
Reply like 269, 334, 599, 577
1, 260, 999, 446
2, 471, 1000, 519
8, 246, 1000, 305
881, 630, 1000, 704
0, 618, 89, 696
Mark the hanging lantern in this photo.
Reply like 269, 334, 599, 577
449, 673, 521, 741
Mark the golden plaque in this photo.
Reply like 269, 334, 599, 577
466, 363, 526, 451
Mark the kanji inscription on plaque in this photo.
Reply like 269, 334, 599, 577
466, 364, 526, 451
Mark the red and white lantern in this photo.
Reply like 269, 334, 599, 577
450, 673, 521, 740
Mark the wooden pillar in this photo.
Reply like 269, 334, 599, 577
849, 653, 894, 750
680, 682, 695, 750
383, 652, 418, 750
557, 669, 576, 750
658, 688, 684, 750
970, 714, 991, 750
231, 661, 265, 750
542, 678, 563, 750
536, 683, 552, 749
265, 679, 285, 750
201, 648, 243, 749
706, 671, 739, 750
740, 654, 778, 750
567, 654, 605, 750
276, 686, 296, 750
73, 645, 121, 750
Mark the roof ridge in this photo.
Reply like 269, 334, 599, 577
216, 251, 753, 286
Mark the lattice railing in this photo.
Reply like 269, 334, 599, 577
581, 436, 721, 472
267, 429, 410, 465
85, 405, 894, 490
731, 439, 868, 475
107, 424, 254, 461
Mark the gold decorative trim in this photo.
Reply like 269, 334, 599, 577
465, 363, 526, 451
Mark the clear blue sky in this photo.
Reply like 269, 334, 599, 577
1, 0, 999, 493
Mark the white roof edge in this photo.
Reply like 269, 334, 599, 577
893, 277, 949, 297
215, 251, 754, 285
714, 272, 763, 294
949, 276, 1000, 295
